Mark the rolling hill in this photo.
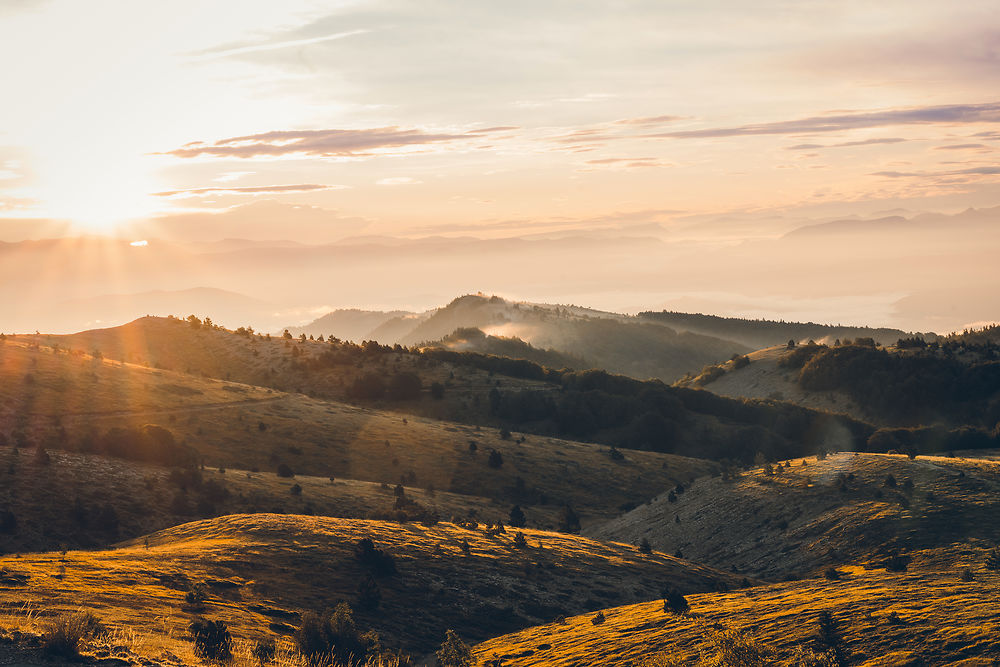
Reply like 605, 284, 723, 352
0, 514, 747, 659
588, 452, 1000, 579
292, 294, 749, 382
473, 560, 1000, 666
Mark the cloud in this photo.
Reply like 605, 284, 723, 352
649, 103, 1000, 140
614, 115, 683, 126
583, 157, 670, 169
167, 127, 507, 159
934, 143, 991, 151
787, 137, 907, 150
187, 29, 369, 62
135, 200, 369, 243
376, 177, 422, 186
872, 166, 1000, 178
152, 184, 344, 198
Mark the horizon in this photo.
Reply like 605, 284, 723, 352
2, 1, 998, 334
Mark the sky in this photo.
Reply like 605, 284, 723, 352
2, 0, 999, 241
0, 1, 998, 333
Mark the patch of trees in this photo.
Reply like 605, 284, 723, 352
796, 345, 1000, 425
866, 425, 998, 455
486, 368, 872, 463
76, 424, 199, 469
639, 310, 922, 349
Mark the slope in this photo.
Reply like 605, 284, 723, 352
474, 561, 1000, 666
0, 514, 747, 659
588, 452, 1000, 579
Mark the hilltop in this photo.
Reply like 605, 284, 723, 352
588, 451, 1000, 579
0, 514, 747, 659
291, 294, 749, 382
640, 310, 928, 350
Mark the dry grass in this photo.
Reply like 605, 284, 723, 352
474, 565, 1000, 666
588, 452, 1000, 578
0, 514, 746, 659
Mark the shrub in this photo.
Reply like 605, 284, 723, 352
824, 567, 841, 581
42, 612, 105, 658
961, 568, 974, 582
186, 582, 208, 605
508, 504, 526, 528
436, 629, 473, 667
189, 618, 233, 661
985, 547, 1000, 571
251, 637, 276, 664
591, 611, 606, 625
294, 603, 379, 665
513, 532, 528, 549
487, 450, 504, 468
290, 483, 302, 496
354, 538, 397, 576
276, 463, 295, 478
662, 589, 689, 614
884, 552, 910, 572
639, 538, 653, 555
709, 627, 773, 667
558, 505, 581, 534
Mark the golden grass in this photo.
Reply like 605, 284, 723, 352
0, 514, 745, 659
588, 452, 1000, 578
474, 566, 1000, 666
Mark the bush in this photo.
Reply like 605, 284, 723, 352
190, 618, 233, 661
508, 504, 526, 528
251, 637, 276, 664
961, 568, 974, 582
558, 505, 581, 534
639, 538, 653, 555
662, 589, 689, 614
354, 538, 397, 576
884, 552, 910, 572
487, 450, 503, 468
357, 574, 381, 611
709, 627, 773, 667
42, 612, 105, 658
985, 547, 1000, 571
276, 463, 295, 478
436, 629, 473, 667
824, 567, 841, 581
294, 603, 379, 665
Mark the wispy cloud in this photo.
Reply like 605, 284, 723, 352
376, 177, 421, 186
583, 157, 670, 169
614, 115, 683, 126
872, 166, 1000, 178
649, 103, 1000, 140
152, 184, 344, 198
787, 137, 907, 150
187, 29, 370, 62
167, 127, 506, 159
934, 143, 992, 151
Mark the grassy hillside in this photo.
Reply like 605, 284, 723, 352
0, 514, 747, 659
689, 341, 1000, 430
640, 310, 927, 349
589, 452, 1000, 579
474, 561, 1000, 665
